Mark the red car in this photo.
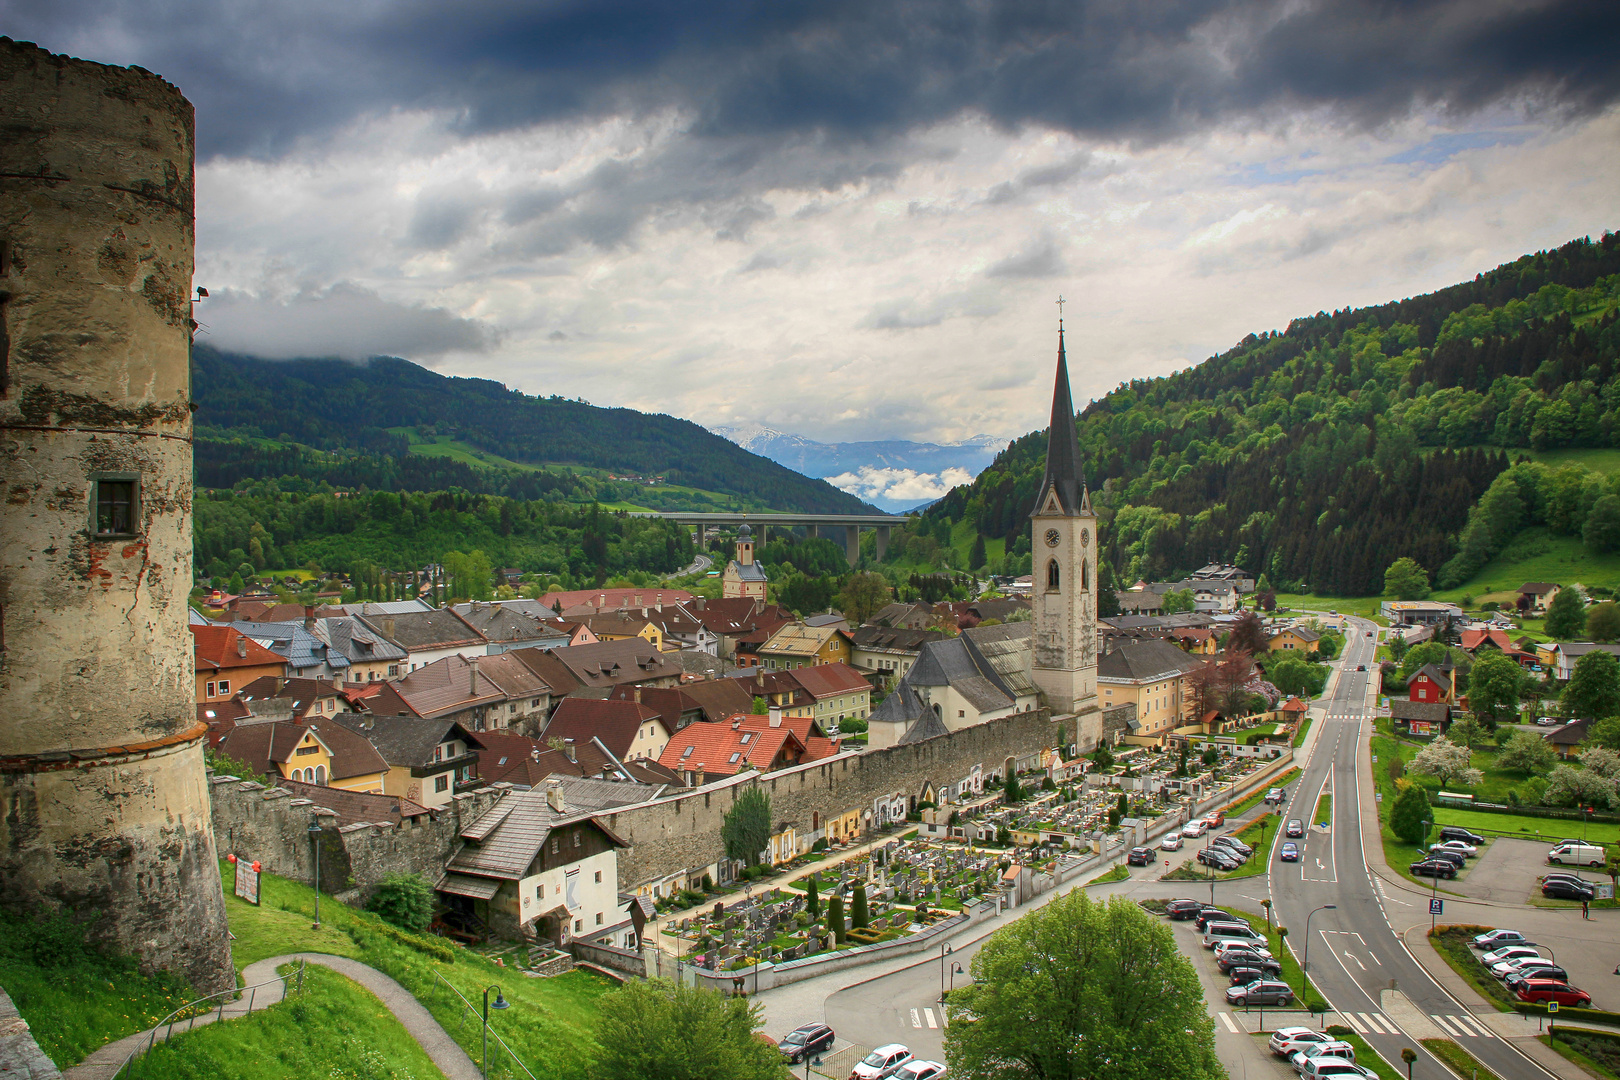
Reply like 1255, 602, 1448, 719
1515, 980, 1591, 1007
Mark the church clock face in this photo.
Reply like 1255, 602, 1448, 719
1044, 529, 1061, 548
1080, 528, 1090, 547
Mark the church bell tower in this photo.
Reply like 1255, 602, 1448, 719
1030, 320, 1099, 718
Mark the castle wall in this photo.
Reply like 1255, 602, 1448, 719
603, 707, 1068, 888
0, 40, 232, 992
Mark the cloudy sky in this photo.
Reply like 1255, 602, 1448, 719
16, 1, 1620, 457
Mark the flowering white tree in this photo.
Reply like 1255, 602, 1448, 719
1542, 763, 1620, 809
1407, 737, 1483, 788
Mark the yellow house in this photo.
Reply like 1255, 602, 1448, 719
757, 623, 853, 671
216, 720, 388, 794
1267, 626, 1321, 653
1097, 639, 1200, 743
577, 612, 664, 651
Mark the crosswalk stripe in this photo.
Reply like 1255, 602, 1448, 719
1360, 1012, 1390, 1034
924, 1008, 938, 1029
1431, 1015, 1460, 1037
1455, 1015, 1492, 1038
910, 1008, 921, 1028
1338, 1013, 1367, 1034
1219, 1012, 1241, 1033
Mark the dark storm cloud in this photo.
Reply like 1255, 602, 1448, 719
10, 1, 1618, 159
204, 284, 496, 360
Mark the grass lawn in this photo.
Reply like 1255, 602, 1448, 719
1315, 792, 1332, 825
1221, 814, 1282, 881
1430, 527, 1620, 602
221, 861, 613, 1080
1323, 1028, 1404, 1080
1221, 907, 1326, 1013
1371, 733, 1464, 891
1428, 805, 1620, 847
1225, 767, 1302, 816
1292, 716, 1315, 747
125, 964, 447, 1080
1085, 864, 1131, 886
1541, 1030, 1620, 1080
1271, 593, 1390, 623
0, 910, 202, 1068
1423, 1037, 1502, 1080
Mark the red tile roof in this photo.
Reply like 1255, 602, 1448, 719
543, 698, 668, 761
657, 717, 807, 777
191, 624, 288, 672
789, 662, 870, 700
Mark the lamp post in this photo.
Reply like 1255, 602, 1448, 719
939, 943, 953, 1002
1420, 817, 1438, 931
805, 1053, 822, 1080
1302, 904, 1337, 1024
949, 962, 965, 996
307, 819, 323, 930
481, 984, 509, 1079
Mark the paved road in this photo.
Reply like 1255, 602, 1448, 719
675, 552, 713, 577
1269, 617, 1557, 1080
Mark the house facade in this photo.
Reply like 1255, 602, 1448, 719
1408, 663, 1453, 704
191, 624, 289, 704
332, 714, 481, 808
1096, 638, 1202, 743
1267, 626, 1321, 653
850, 625, 945, 686
1518, 582, 1561, 615
757, 622, 854, 671
721, 524, 768, 600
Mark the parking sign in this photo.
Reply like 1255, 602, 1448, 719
1429, 898, 1443, 915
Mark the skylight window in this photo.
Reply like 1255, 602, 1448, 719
729, 752, 741, 763
739, 733, 752, 743
681, 746, 695, 759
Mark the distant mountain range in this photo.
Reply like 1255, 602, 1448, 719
712, 424, 1007, 512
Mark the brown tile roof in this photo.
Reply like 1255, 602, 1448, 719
664, 679, 754, 722
758, 623, 852, 658
216, 719, 388, 782
510, 639, 681, 692
543, 698, 668, 761
235, 675, 346, 719
386, 655, 525, 719
275, 779, 432, 826
198, 699, 254, 749
330, 714, 476, 768
471, 730, 681, 788
538, 587, 696, 613
789, 662, 870, 700
191, 624, 288, 672
356, 609, 487, 651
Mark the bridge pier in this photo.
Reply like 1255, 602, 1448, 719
875, 526, 890, 562
844, 525, 862, 567
805, 524, 820, 540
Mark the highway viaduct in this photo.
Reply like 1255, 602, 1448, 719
628, 512, 913, 566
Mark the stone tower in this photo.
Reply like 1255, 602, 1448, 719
1030, 326, 1100, 720
0, 40, 233, 993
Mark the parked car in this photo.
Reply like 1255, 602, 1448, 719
1290, 1040, 1356, 1073
1166, 899, 1203, 920
1215, 940, 1274, 961
1410, 859, 1457, 879
1427, 849, 1467, 869
1515, 980, 1592, 1007
1542, 878, 1596, 901
850, 1044, 914, 1080
1266, 787, 1287, 804
1182, 820, 1209, 838
1270, 1027, 1336, 1059
1161, 833, 1185, 851
1300, 1061, 1375, 1080
1229, 965, 1276, 985
1126, 846, 1155, 867
1505, 965, 1569, 991
1541, 873, 1592, 893
1431, 839, 1478, 857
1221, 952, 1282, 976
1286, 819, 1306, 838
779, 1024, 836, 1064
1548, 841, 1607, 867
1536, 716, 1560, 726
1199, 847, 1241, 870
1226, 979, 1294, 1006
1472, 929, 1529, 949
1481, 944, 1543, 966
1442, 827, 1487, 846
1204, 810, 1226, 827
1204, 922, 1267, 949
1356, 664, 1366, 671
1280, 842, 1300, 862
1196, 909, 1244, 931
892, 1062, 946, 1080
1213, 835, 1254, 857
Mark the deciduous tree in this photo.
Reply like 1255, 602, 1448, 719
1467, 652, 1525, 729
1390, 781, 1433, 845
1497, 730, 1554, 773
943, 891, 1221, 1080
1447, 714, 1488, 751
589, 978, 784, 1080
1587, 602, 1620, 643
1384, 557, 1431, 601
1563, 650, 1620, 720
1227, 611, 1268, 656
1407, 737, 1483, 788
1588, 716, 1620, 751
1545, 585, 1589, 640
1542, 764, 1619, 809
837, 572, 892, 626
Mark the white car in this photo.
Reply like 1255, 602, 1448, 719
893, 1061, 946, 1080
1491, 955, 1553, 979
1292, 1041, 1356, 1074
1160, 834, 1184, 851
1182, 820, 1208, 838
851, 1044, 913, 1080
1482, 944, 1542, 967
1270, 1027, 1336, 1059
1431, 840, 1478, 857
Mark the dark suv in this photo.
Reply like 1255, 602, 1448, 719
1410, 859, 1457, 879
1542, 878, 1596, 901
1126, 846, 1155, 867
778, 1024, 835, 1063
1166, 899, 1203, 920
1440, 827, 1485, 845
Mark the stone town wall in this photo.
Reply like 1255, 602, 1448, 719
0, 40, 232, 994
604, 708, 1069, 888
207, 774, 509, 903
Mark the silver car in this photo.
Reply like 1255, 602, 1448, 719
850, 1044, 914, 1080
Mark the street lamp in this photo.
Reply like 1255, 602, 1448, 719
949, 962, 965, 996
307, 819, 323, 930
1419, 817, 1439, 930
805, 1053, 823, 1080
1302, 904, 1337, 1024
481, 984, 509, 1079
939, 943, 953, 1002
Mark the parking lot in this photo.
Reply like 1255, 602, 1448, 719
1167, 917, 1300, 1079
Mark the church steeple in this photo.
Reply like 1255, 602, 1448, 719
1034, 324, 1089, 517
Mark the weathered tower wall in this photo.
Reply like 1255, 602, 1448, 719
0, 39, 233, 993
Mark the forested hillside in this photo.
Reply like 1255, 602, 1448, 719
191, 346, 874, 514
932, 233, 1620, 595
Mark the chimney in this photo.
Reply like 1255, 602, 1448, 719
635, 594, 642, 607
732, 718, 742, 730
531, 748, 540, 762
304, 604, 316, 630
383, 617, 396, 641
695, 597, 705, 611
768, 706, 782, 728
656, 593, 663, 612
633, 686, 642, 704
564, 738, 577, 762
545, 778, 566, 813
469, 657, 479, 696
236, 636, 247, 658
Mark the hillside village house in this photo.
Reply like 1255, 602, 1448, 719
573, 611, 667, 651
1267, 626, 1321, 653
721, 524, 769, 599
451, 602, 572, 654
657, 714, 811, 782
358, 608, 489, 671
472, 730, 684, 789
511, 638, 683, 698
1518, 582, 1562, 615
865, 624, 1040, 749
1459, 628, 1541, 668
729, 669, 815, 718
332, 714, 481, 807
1097, 638, 1204, 743
191, 624, 288, 703
540, 586, 696, 614
850, 625, 945, 685
643, 604, 719, 654
687, 597, 795, 661
369, 653, 551, 735
313, 615, 409, 680
1379, 600, 1463, 625
216, 718, 389, 793
543, 697, 672, 762
1535, 641, 1620, 681
608, 680, 755, 733
1390, 699, 1451, 737
1408, 663, 1453, 704
235, 676, 350, 719
439, 779, 635, 947
790, 662, 873, 728
869, 601, 938, 630
757, 622, 854, 670
228, 619, 351, 680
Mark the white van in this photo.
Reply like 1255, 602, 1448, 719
1547, 841, 1606, 867
1203, 921, 1266, 949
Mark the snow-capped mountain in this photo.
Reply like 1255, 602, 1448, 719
712, 425, 1007, 512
